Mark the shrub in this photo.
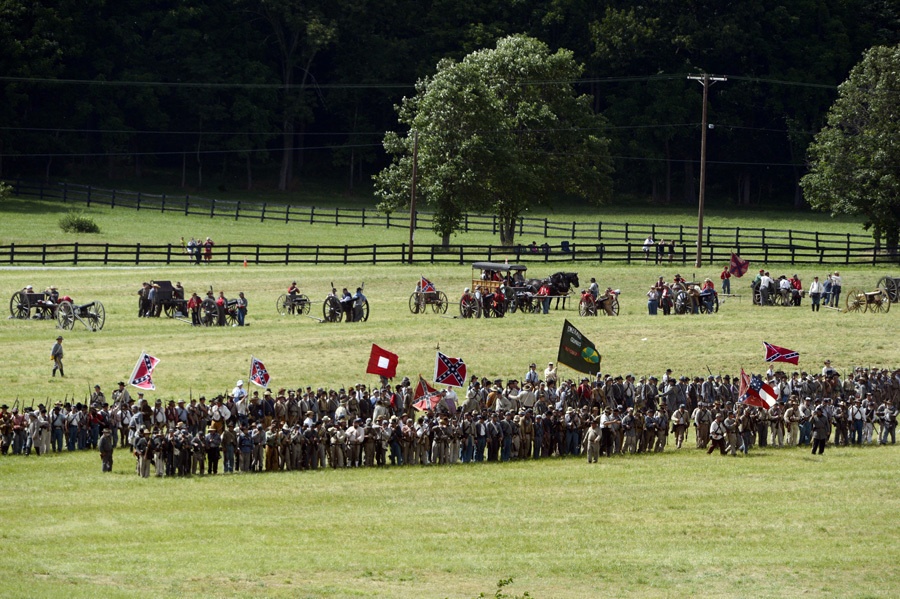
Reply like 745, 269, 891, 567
58, 209, 101, 234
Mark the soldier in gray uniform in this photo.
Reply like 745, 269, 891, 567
98, 428, 114, 472
811, 406, 832, 454
51, 336, 65, 377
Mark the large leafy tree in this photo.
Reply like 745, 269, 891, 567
374, 34, 612, 247
801, 43, 900, 250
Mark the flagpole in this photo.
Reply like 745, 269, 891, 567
128, 351, 144, 389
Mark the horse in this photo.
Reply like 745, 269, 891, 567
547, 272, 579, 309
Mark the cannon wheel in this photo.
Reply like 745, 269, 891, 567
408, 292, 423, 314
225, 306, 239, 326
877, 276, 899, 302
163, 303, 176, 318
9, 291, 30, 319
276, 294, 290, 316
845, 288, 866, 313
358, 299, 370, 322
459, 297, 477, 318
88, 301, 106, 331
673, 290, 690, 315
431, 291, 448, 314
872, 288, 891, 313
579, 296, 596, 317
56, 300, 76, 330
774, 290, 789, 307
200, 299, 218, 326
699, 294, 719, 314
606, 295, 620, 316
323, 296, 342, 323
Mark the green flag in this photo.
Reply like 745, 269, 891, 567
557, 319, 601, 375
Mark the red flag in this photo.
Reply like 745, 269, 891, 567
129, 352, 160, 391
763, 342, 799, 365
729, 252, 749, 277
413, 376, 441, 411
249, 356, 270, 388
366, 344, 399, 379
420, 277, 436, 293
434, 351, 467, 388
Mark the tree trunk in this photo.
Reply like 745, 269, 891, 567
278, 119, 293, 191
664, 139, 672, 203
246, 155, 253, 191
441, 231, 450, 248
499, 213, 517, 246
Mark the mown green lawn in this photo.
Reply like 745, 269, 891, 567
1, 444, 898, 598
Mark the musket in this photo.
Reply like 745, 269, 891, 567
12, 397, 18, 411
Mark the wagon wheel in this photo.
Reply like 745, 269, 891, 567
88, 301, 106, 331
877, 276, 899, 302
492, 298, 507, 318
296, 294, 310, 316
276, 294, 290, 316
673, 290, 690, 315
200, 299, 218, 326
507, 295, 518, 314
518, 294, 534, 314
607, 295, 620, 316
9, 291, 29, 319
408, 292, 423, 314
56, 300, 76, 330
752, 289, 762, 306
431, 291, 448, 314
323, 296, 342, 323
845, 288, 865, 313
358, 299, 370, 322
459, 297, 477, 319
871, 288, 891, 313
579, 296, 596, 317
224, 306, 239, 326
774, 290, 788, 307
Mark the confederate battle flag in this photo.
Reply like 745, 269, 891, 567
249, 356, 270, 388
434, 351, 467, 388
129, 352, 160, 391
763, 342, 800, 365
413, 376, 441, 411
729, 252, 749, 278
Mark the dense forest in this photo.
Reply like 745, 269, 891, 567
1, 0, 897, 206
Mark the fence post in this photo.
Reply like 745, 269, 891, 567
103, 243, 109, 265
343, 245, 348, 264
678, 225, 683, 244
255, 245, 260, 264
571, 221, 576, 238
430, 245, 435, 263
401, 243, 406, 264
465, 214, 469, 233
492, 216, 497, 235
185, 195, 190, 215
543, 219, 548, 237
285, 244, 290, 265
519, 217, 524, 237
260, 203, 267, 222
626, 244, 631, 264
761, 228, 766, 247
372, 244, 377, 264
226, 244, 232, 265
9, 242, 13, 264
846, 234, 851, 263
386, 212, 391, 229
160, 194, 166, 212
735, 227, 740, 248
788, 229, 793, 248
315, 246, 320, 265
42, 244, 47, 265
764, 244, 769, 263
136, 192, 141, 211
459, 245, 464, 265
335, 207, 340, 226
815, 231, 819, 250
235, 200, 241, 221
71, 242, 77, 265
210, 199, 215, 218
166, 244, 172, 265
362, 208, 366, 228
624, 223, 629, 243
285, 205, 290, 224
135, 243, 141, 265
310, 206, 315, 224
487, 246, 493, 262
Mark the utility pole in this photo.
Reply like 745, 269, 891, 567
408, 130, 418, 264
687, 73, 726, 268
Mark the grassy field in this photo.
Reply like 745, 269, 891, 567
2, 192, 897, 598
1, 444, 899, 598
0, 263, 896, 401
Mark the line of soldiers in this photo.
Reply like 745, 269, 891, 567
2, 364, 898, 473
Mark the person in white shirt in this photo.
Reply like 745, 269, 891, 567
544, 362, 558, 385
642, 236, 654, 262
808, 276, 823, 311
758, 272, 774, 305
524, 363, 540, 386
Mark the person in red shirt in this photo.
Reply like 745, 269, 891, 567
720, 266, 731, 294
187, 292, 202, 326
790, 274, 803, 306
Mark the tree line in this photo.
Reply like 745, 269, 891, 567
1, 0, 897, 206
